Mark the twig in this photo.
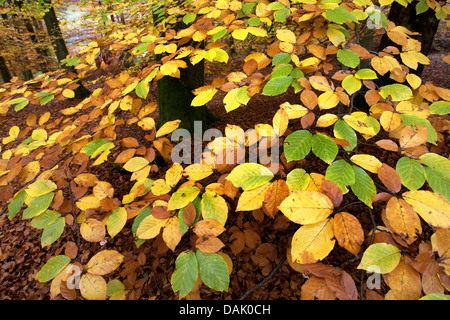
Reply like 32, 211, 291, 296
239, 256, 287, 300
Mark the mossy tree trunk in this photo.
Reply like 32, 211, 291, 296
156, 56, 218, 134
0, 55, 12, 83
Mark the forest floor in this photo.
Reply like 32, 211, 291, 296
0, 20, 449, 300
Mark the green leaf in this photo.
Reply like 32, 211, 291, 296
22, 192, 55, 220
135, 79, 150, 99
419, 153, 450, 178
201, 192, 228, 225
40, 94, 55, 105
274, 7, 290, 22
41, 217, 65, 247
272, 53, 291, 66
357, 243, 401, 274
30, 210, 60, 229
35, 255, 71, 282
242, 2, 256, 15
182, 12, 196, 25
226, 163, 274, 191
286, 168, 310, 193
325, 7, 358, 24
423, 167, 450, 202
107, 279, 125, 297
283, 130, 313, 162
379, 84, 412, 101
429, 101, 450, 115
171, 250, 199, 299
337, 49, 360, 68
355, 68, 378, 80
81, 139, 112, 157
270, 64, 294, 80
396, 157, 425, 190
196, 251, 229, 292
325, 160, 355, 194
351, 165, 376, 208
248, 17, 260, 26
333, 119, 357, 151
420, 293, 450, 300
262, 76, 292, 96
7, 189, 27, 220
311, 133, 338, 164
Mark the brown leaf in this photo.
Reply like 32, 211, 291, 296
151, 206, 170, 219
399, 125, 428, 149
300, 276, 336, 300
378, 163, 402, 194
301, 112, 315, 129
60, 281, 77, 300
193, 219, 226, 237
325, 270, 358, 300
182, 202, 197, 227
64, 241, 78, 260
196, 236, 225, 253
321, 179, 343, 207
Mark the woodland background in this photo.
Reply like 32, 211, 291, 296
0, 0, 449, 300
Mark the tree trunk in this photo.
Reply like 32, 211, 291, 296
156, 57, 218, 133
42, 1, 90, 99
378, 2, 440, 75
0, 55, 12, 83
155, 8, 218, 134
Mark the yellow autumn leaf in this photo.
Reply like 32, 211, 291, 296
167, 186, 200, 210
236, 182, 271, 211
403, 191, 450, 229
80, 273, 107, 300
279, 190, 334, 225
291, 218, 335, 264
136, 214, 168, 239
123, 157, 149, 172
280, 102, 308, 119
165, 163, 184, 188
276, 29, 296, 43
183, 163, 213, 181
162, 216, 182, 251
76, 195, 101, 211
62, 89, 75, 99
318, 91, 339, 110
316, 113, 338, 127
191, 88, 218, 107
350, 154, 383, 173
309, 75, 333, 92
156, 120, 181, 138
107, 207, 128, 238
380, 111, 402, 132
232, 28, 249, 41
272, 108, 289, 136
86, 250, 124, 275
151, 179, 171, 196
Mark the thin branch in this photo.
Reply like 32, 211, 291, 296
239, 255, 287, 300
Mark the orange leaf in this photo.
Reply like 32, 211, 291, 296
377, 163, 402, 194
262, 180, 289, 218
